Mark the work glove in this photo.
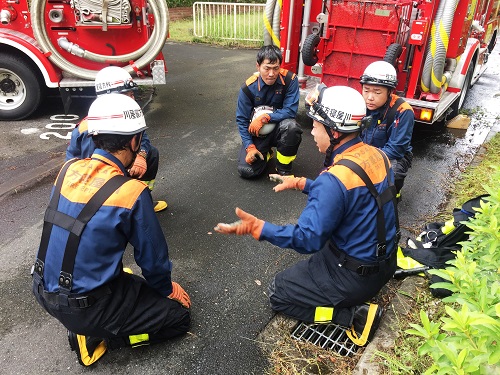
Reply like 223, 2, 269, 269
168, 281, 191, 309
269, 174, 306, 192
214, 207, 264, 240
248, 113, 271, 136
129, 153, 147, 178
245, 144, 264, 164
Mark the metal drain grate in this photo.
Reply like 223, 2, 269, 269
291, 322, 360, 357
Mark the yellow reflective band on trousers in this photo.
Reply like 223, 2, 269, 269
345, 303, 378, 346
129, 333, 150, 347
276, 151, 296, 165
441, 220, 455, 234
314, 306, 334, 323
143, 179, 155, 191
396, 247, 424, 271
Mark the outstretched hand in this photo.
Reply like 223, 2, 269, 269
269, 174, 306, 192
214, 207, 264, 240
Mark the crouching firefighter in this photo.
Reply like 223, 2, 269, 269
236, 45, 303, 178
215, 85, 399, 346
32, 94, 191, 367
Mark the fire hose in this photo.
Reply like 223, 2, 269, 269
30, 0, 169, 80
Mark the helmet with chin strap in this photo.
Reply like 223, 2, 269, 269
359, 61, 398, 89
87, 94, 148, 136
306, 85, 369, 133
94, 66, 138, 96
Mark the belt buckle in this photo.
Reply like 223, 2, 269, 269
74, 296, 90, 308
356, 265, 369, 276
356, 264, 379, 276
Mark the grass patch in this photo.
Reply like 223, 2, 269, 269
374, 132, 500, 373
445, 133, 500, 209
168, 17, 263, 48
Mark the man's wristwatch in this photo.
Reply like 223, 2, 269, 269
138, 149, 147, 159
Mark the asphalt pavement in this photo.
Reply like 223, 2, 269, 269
0, 41, 499, 374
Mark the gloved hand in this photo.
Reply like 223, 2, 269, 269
248, 113, 271, 136
269, 174, 306, 192
129, 153, 147, 178
214, 207, 264, 240
168, 281, 191, 309
245, 144, 264, 164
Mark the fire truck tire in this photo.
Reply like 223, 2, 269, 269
302, 34, 320, 66
449, 63, 473, 119
487, 31, 497, 53
0, 53, 44, 121
383, 43, 403, 67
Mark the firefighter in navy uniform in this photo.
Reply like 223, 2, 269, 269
360, 61, 414, 199
32, 94, 191, 367
216, 86, 399, 346
66, 66, 168, 212
236, 45, 303, 178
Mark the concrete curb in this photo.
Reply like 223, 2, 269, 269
0, 157, 63, 202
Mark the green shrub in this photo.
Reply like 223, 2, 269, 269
406, 166, 500, 374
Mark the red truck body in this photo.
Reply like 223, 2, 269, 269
272, 0, 499, 124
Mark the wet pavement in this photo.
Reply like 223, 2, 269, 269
0, 41, 499, 374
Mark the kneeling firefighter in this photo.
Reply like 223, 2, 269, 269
32, 94, 191, 367
216, 85, 399, 346
359, 61, 414, 199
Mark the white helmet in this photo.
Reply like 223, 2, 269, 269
94, 66, 138, 96
306, 85, 367, 133
252, 105, 276, 136
360, 61, 398, 88
87, 94, 148, 136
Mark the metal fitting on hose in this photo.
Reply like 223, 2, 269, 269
1, 9, 12, 25
58, 37, 85, 57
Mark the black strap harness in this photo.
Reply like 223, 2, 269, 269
330, 149, 400, 275
241, 70, 294, 107
34, 159, 129, 304
384, 97, 405, 127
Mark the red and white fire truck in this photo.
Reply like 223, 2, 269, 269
264, 0, 499, 124
0, 0, 168, 120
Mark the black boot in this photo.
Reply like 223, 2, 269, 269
68, 331, 107, 366
345, 303, 383, 346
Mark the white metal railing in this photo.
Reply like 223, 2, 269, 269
193, 2, 266, 42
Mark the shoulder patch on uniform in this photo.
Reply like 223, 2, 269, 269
280, 68, 296, 80
78, 118, 89, 134
245, 73, 259, 86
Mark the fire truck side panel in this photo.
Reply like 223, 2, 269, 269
43, 1, 154, 71
447, 0, 475, 58
279, 0, 303, 73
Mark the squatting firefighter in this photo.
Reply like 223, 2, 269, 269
32, 94, 191, 367
236, 45, 303, 178
66, 66, 167, 212
360, 60, 414, 199
216, 86, 399, 346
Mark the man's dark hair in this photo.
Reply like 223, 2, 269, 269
256, 45, 282, 66
93, 133, 135, 153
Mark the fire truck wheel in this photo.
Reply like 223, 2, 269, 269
0, 52, 44, 121
383, 43, 403, 68
302, 34, 320, 66
449, 63, 473, 119
487, 31, 497, 53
